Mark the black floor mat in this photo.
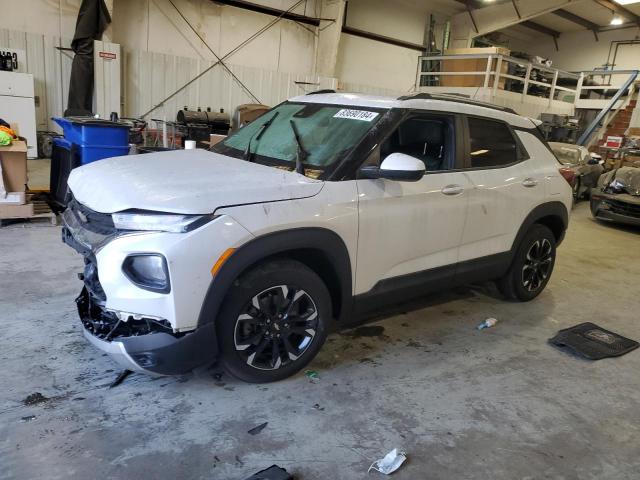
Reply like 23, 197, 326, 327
549, 322, 639, 360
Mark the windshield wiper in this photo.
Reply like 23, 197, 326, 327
288, 119, 307, 175
244, 111, 280, 161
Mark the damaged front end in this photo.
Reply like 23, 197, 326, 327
62, 198, 217, 375
591, 167, 640, 227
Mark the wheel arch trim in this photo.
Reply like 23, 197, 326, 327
511, 201, 569, 253
196, 227, 353, 327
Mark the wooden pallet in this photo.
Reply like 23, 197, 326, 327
0, 195, 57, 227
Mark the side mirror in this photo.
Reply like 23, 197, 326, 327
359, 153, 425, 182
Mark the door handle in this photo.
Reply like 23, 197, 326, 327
441, 184, 464, 196
522, 177, 538, 188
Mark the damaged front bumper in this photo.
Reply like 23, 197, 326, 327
590, 190, 640, 227
77, 288, 217, 375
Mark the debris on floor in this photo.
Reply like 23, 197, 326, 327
247, 422, 268, 436
368, 448, 407, 475
109, 369, 132, 388
549, 322, 639, 360
345, 325, 386, 338
20, 415, 36, 422
304, 369, 319, 381
243, 464, 293, 480
22, 392, 49, 406
477, 318, 498, 330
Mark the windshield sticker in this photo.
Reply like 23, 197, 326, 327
333, 109, 379, 122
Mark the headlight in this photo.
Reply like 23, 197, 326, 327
112, 212, 218, 233
122, 254, 170, 293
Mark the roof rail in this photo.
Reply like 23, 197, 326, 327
398, 92, 518, 115
306, 89, 336, 95
397, 93, 432, 101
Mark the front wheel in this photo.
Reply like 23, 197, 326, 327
497, 224, 556, 302
216, 259, 331, 383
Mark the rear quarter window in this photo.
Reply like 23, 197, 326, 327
468, 117, 520, 168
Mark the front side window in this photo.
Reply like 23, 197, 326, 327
468, 117, 519, 168
213, 102, 384, 177
363, 114, 455, 172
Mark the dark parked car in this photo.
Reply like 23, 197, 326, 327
550, 142, 604, 201
591, 166, 640, 227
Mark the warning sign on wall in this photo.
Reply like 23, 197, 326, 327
98, 51, 117, 60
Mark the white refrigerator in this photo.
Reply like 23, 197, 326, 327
0, 71, 37, 159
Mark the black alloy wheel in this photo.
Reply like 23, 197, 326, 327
217, 259, 330, 383
234, 285, 319, 370
497, 224, 557, 302
521, 238, 553, 293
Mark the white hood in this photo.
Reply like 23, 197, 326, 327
67, 149, 324, 214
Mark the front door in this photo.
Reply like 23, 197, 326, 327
354, 113, 470, 298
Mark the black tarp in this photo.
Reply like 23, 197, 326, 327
65, 0, 111, 116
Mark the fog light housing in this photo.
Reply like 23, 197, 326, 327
122, 254, 170, 293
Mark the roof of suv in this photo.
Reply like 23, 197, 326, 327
290, 91, 535, 129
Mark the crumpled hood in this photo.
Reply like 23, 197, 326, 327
68, 149, 324, 214
599, 166, 640, 196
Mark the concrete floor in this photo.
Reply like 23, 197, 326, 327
1, 204, 639, 480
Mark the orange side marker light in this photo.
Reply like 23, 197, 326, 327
211, 248, 236, 277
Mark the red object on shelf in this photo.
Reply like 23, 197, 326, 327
604, 136, 623, 148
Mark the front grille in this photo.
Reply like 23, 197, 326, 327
605, 199, 640, 218
62, 198, 116, 302
62, 198, 116, 255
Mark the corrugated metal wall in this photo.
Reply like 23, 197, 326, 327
0, 28, 73, 131
1, 27, 404, 133
123, 50, 338, 120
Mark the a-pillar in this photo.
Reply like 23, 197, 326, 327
314, 0, 346, 78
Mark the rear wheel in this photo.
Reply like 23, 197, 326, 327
216, 259, 330, 383
497, 224, 556, 302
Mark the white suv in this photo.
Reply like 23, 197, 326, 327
62, 92, 572, 382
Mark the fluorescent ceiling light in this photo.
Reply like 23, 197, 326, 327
610, 16, 624, 25
614, 0, 640, 5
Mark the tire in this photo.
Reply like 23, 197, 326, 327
497, 224, 556, 302
216, 259, 331, 383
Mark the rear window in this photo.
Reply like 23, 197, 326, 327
468, 117, 518, 168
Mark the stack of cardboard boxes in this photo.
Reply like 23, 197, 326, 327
0, 140, 32, 219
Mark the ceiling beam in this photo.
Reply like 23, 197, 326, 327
341, 25, 427, 51
521, 20, 561, 50
553, 8, 600, 30
211, 0, 323, 26
521, 20, 561, 37
553, 8, 600, 40
593, 0, 640, 26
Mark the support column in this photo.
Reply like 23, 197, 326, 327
102, 0, 114, 42
314, 0, 346, 78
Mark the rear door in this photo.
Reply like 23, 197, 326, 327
458, 116, 544, 264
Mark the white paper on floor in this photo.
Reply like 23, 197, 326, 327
368, 448, 407, 475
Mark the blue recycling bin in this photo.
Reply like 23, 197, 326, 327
49, 117, 130, 208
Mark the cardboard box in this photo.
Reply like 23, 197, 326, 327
0, 140, 28, 192
0, 202, 33, 219
441, 47, 510, 88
